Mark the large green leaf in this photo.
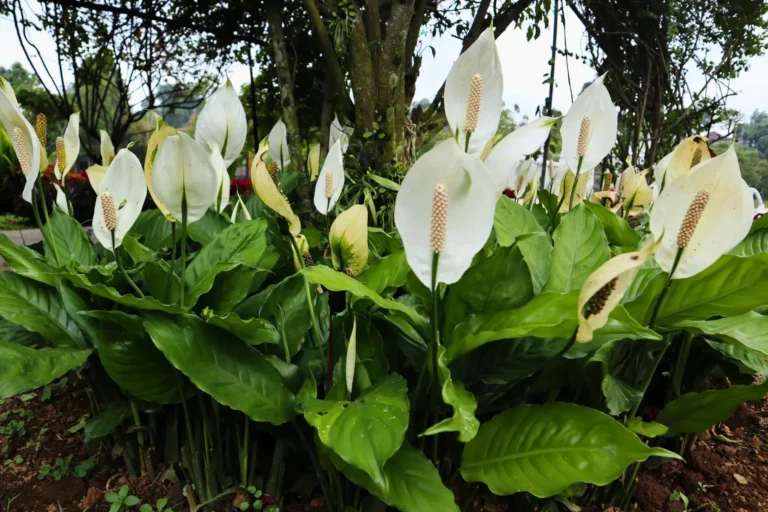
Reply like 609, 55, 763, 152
122, 235, 155, 264
653, 254, 768, 325
358, 250, 409, 296
0, 340, 91, 398
422, 341, 479, 442
705, 339, 768, 376
58, 281, 101, 348
129, 209, 173, 251
144, 312, 295, 424
445, 245, 534, 336
204, 311, 281, 346
446, 292, 578, 363
461, 403, 680, 497
331, 444, 458, 512
729, 228, 768, 257
584, 201, 640, 248
187, 208, 231, 245
86, 310, 193, 404
235, 274, 311, 359
657, 379, 768, 435
674, 312, 768, 357
183, 219, 268, 306
0, 273, 87, 348
0, 319, 45, 347
494, 196, 553, 293
301, 265, 428, 329
544, 204, 610, 294
303, 374, 409, 490
43, 209, 96, 268
0, 232, 57, 285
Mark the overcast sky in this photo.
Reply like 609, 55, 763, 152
1, 8, 766, 124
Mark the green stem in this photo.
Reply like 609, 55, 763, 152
62, 176, 74, 217
241, 415, 250, 485
648, 248, 684, 330
197, 393, 214, 500
37, 177, 60, 265
430, 252, 440, 379
290, 235, 327, 370
670, 331, 693, 401
464, 131, 471, 153
113, 232, 145, 297
628, 335, 672, 421
180, 195, 188, 308
30, 181, 45, 232
293, 422, 336, 512
567, 155, 584, 211
165, 221, 177, 302
129, 400, 147, 476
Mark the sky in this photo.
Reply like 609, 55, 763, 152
1, 7, 767, 125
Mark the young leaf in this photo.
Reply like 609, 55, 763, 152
461, 403, 681, 497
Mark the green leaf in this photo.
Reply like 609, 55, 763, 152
184, 219, 268, 306
674, 312, 768, 358
122, 235, 155, 264
0, 232, 57, 285
544, 204, 610, 293
657, 379, 768, 435
301, 266, 428, 330
187, 208, 231, 245
123, 496, 140, 507
705, 339, 768, 376
494, 196, 552, 293
0, 341, 91, 399
461, 403, 681, 497
144, 312, 296, 425
0, 273, 87, 348
626, 418, 669, 438
445, 245, 533, 336
654, 254, 768, 326
303, 374, 409, 490
331, 444, 458, 512
57, 268, 187, 314
141, 260, 179, 305
729, 228, 768, 257
368, 174, 400, 191
358, 250, 409, 296
83, 401, 132, 443
235, 274, 311, 358
0, 319, 45, 347
129, 209, 173, 251
44, 210, 96, 268
584, 202, 640, 248
86, 310, 193, 404
342, 315, 388, 383
204, 311, 281, 346
422, 341, 479, 442
446, 292, 578, 363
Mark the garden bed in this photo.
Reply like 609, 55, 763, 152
2, 372, 766, 512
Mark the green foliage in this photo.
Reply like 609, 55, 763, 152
105, 485, 141, 511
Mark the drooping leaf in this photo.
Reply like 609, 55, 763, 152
657, 379, 768, 435
43, 209, 96, 268
674, 312, 768, 358
461, 403, 681, 497
83, 401, 132, 443
0, 273, 87, 348
494, 196, 552, 293
729, 228, 768, 257
653, 254, 768, 326
183, 219, 268, 306
358, 250, 409, 296
705, 339, 768, 376
303, 374, 409, 490
584, 201, 640, 248
544, 204, 610, 293
0, 340, 91, 399
0, 232, 57, 285
627, 418, 669, 438
331, 444, 458, 512
144, 312, 295, 424
85, 310, 193, 404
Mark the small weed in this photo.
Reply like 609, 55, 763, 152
139, 497, 168, 512
38, 456, 95, 480
238, 487, 279, 511
0, 418, 27, 439
105, 485, 141, 511
42, 385, 52, 402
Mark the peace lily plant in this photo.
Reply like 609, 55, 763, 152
2, 46, 768, 512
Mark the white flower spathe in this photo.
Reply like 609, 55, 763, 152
195, 78, 247, 168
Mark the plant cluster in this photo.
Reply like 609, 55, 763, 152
1, 28, 767, 512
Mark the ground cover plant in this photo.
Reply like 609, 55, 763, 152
1, 27, 768, 512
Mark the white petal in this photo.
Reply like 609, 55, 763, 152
268, 120, 290, 169
100, 130, 115, 166
53, 184, 68, 214
330, 116, 351, 154
195, 79, 247, 168
395, 139, 497, 286
0, 79, 40, 204
86, 165, 107, 193
209, 144, 231, 213
484, 117, 556, 192
61, 112, 80, 178
152, 133, 218, 223
314, 139, 345, 214
93, 149, 147, 250
650, 146, 752, 279
560, 74, 617, 173
444, 27, 503, 156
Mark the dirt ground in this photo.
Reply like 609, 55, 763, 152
2, 373, 767, 512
